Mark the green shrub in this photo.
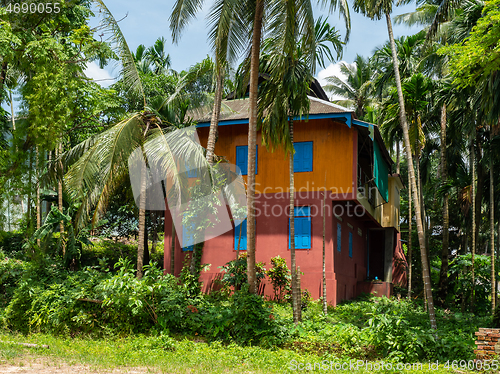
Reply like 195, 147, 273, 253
0, 232, 25, 259
218, 252, 266, 291
0, 253, 26, 308
267, 255, 291, 302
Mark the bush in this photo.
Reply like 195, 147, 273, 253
0, 252, 26, 308
267, 256, 291, 302
0, 232, 25, 259
218, 252, 266, 291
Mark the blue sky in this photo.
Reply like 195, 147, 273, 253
86, 0, 422, 88
7, 1, 422, 114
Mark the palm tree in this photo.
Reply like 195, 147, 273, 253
172, 0, 349, 293
323, 54, 374, 119
63, 1, 212, 278
133, 44, 152, 74
353, 0, 437, 329
258, 16, 343, 320
146, 37, 172, 75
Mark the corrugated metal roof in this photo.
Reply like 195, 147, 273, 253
190, 96, 351, 124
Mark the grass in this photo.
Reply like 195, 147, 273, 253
0, 330, 480, 373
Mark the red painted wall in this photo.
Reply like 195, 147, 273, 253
164, 194, 373, 306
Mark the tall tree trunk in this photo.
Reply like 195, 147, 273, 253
10, 90, 15, 131
471, 138, 476, 308
246, 0, 264, 295
236, 222, 242, 259
58, 143, 65, 257
206, 69, 224, 166
289, 118, 300, 323
144, 217, 150, 266
491, 129, 495, 312
170, 222, 176, 275
385, 12, 437, 329
36, 147, 41, 247
408, 170, 413, 299
137, 152, 147, 279
438, 104, 449, 303
475, 138, 485, 252
150, 212, 158, 254
27, 149, 32, 237
396, 141, 400, 174
322, 189, 327, 315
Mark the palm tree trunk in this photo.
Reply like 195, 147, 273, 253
206, 69, 224, 165
27, 149, 32, 237
438, 104, 449, 303
10, 90, 15, 131
137, 152, 147, 279
150, 212, 158, 254
471, 138, 476, 308
322, 189, 327, 315
236, 222, 242, 259
246, 0, 264, 295
396, 141, 400, 174
170, 222, 176, 275
58, 143, 65, 257
36, 147, 40, 247
385, 12, 437, 329
491, 129, 495, 312
289, 118, 300, 323
408, 170, 412, 299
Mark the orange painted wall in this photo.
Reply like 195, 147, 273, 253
197, 118, 354, 194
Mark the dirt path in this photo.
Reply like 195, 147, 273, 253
0, 358, 160, 373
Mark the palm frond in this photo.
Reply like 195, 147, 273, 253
93, 0, 146, 106
65, 114, 143, 228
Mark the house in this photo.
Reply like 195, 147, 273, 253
163, 84, 406, 306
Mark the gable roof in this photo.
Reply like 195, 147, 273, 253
191, 96, 352, 125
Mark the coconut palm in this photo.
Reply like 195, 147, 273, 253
146, 37, 172, 75
62, 1, 213, 278
352, 0, 437, 329
324, 54, 374, 119
257, 16, 343, 321
171, 0, 349, 294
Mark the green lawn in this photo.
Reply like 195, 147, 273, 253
0, 331, 479, 373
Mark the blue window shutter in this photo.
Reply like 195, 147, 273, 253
293, 142, 313, 172
290, 216, 311, 249
234, 219, 247, 251
236, 146, 247, 175
301, 217, 311, 248
337, 223, 342, 252
185, 160, 198, 178
183, 222, 194, 251
236, 145, 258, 176
349, 232, 353, 258
295, 206, 310, 217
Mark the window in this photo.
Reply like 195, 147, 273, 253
236, 145, 258, 175
337, 223, 342, 252
289, 206, 311, 249
234, 218, 247, 251
348, 232, 353, 258
293, 141, 313, 172
182, 220, 195, 251
185, 160, 198, 178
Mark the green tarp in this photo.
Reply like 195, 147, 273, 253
373, 140, 389, 202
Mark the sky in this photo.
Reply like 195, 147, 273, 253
85, 0, 422, 90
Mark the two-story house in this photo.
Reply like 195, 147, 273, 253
163, 84, 406, 305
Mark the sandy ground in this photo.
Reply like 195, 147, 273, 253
0, 358, 162, 373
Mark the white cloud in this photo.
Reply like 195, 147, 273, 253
84, 62, 116, 87
316, 62, 348, 102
